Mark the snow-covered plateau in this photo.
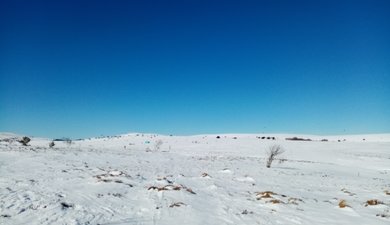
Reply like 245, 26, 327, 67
1, 133, 389, 225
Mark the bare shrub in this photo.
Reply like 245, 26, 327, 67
338, 199, 349, 208
49, 141, 55, 148
169, 202, 186, 208
154, 139, 163, 151
365, 199, 383, 206
19, 137, 31, 146
266, 145, 285, 168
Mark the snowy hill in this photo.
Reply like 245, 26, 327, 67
0, 133, 389, 224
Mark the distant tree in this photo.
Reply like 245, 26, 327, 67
19, 136, 31, 146
266, 145, 285, 168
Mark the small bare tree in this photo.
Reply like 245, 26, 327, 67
266, 145, 285, 168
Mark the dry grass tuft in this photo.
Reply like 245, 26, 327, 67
256, 191, 276, 200
338, 199, 349, 208
201, 173, 211, 178
268, 199, 284, 204
169, 202, 186, 208
385, 190, 390, 195
148, 186, 169, 191
255, 191, 304, 206
148, 184, 196, 194
288, 197, 303, 205
148, 184, 180, 191
185, 188, 196, 194
365, 199, 382, 206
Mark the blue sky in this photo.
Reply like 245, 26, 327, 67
1, 0, 389, 138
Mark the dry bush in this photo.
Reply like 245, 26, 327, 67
148, 184, 196, 194
186, 188, 196, 194
338, 200, 349, 208
266, 145, 285, 168
154, 140, 163, 151
255, 191, 303, 205
256, 191, 276, 200
201, 172, 211, 178
19, 136, 31, 146
49, 141, 55, 148
268, 199, 284, 204
169, 202, 186, 208
288, 197, 303, 205
365, 199, 382, 206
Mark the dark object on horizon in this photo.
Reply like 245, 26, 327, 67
285, 137, 312, 141
321, 139, 328, 142
54, 138, 66, 141
216, 136, 221, 139
49, 141, 55, 148
54, 138, 72, 144
19, 136, 31, 146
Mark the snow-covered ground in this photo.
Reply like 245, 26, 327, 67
1, 133, 389, 225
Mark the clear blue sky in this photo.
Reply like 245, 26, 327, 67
1, 0, 389, 138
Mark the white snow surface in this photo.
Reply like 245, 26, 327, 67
1, 133, 390, 225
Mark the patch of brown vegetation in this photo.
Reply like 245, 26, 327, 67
172, 186, 181, 191
365, 199, 383, 206
268, 199, 284, 204
255, 191, 304, 206
385, 190, 390, 195
338, 200, 349, 208
256, 191, 276, 200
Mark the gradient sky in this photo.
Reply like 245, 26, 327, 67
1, 0, 389, 138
